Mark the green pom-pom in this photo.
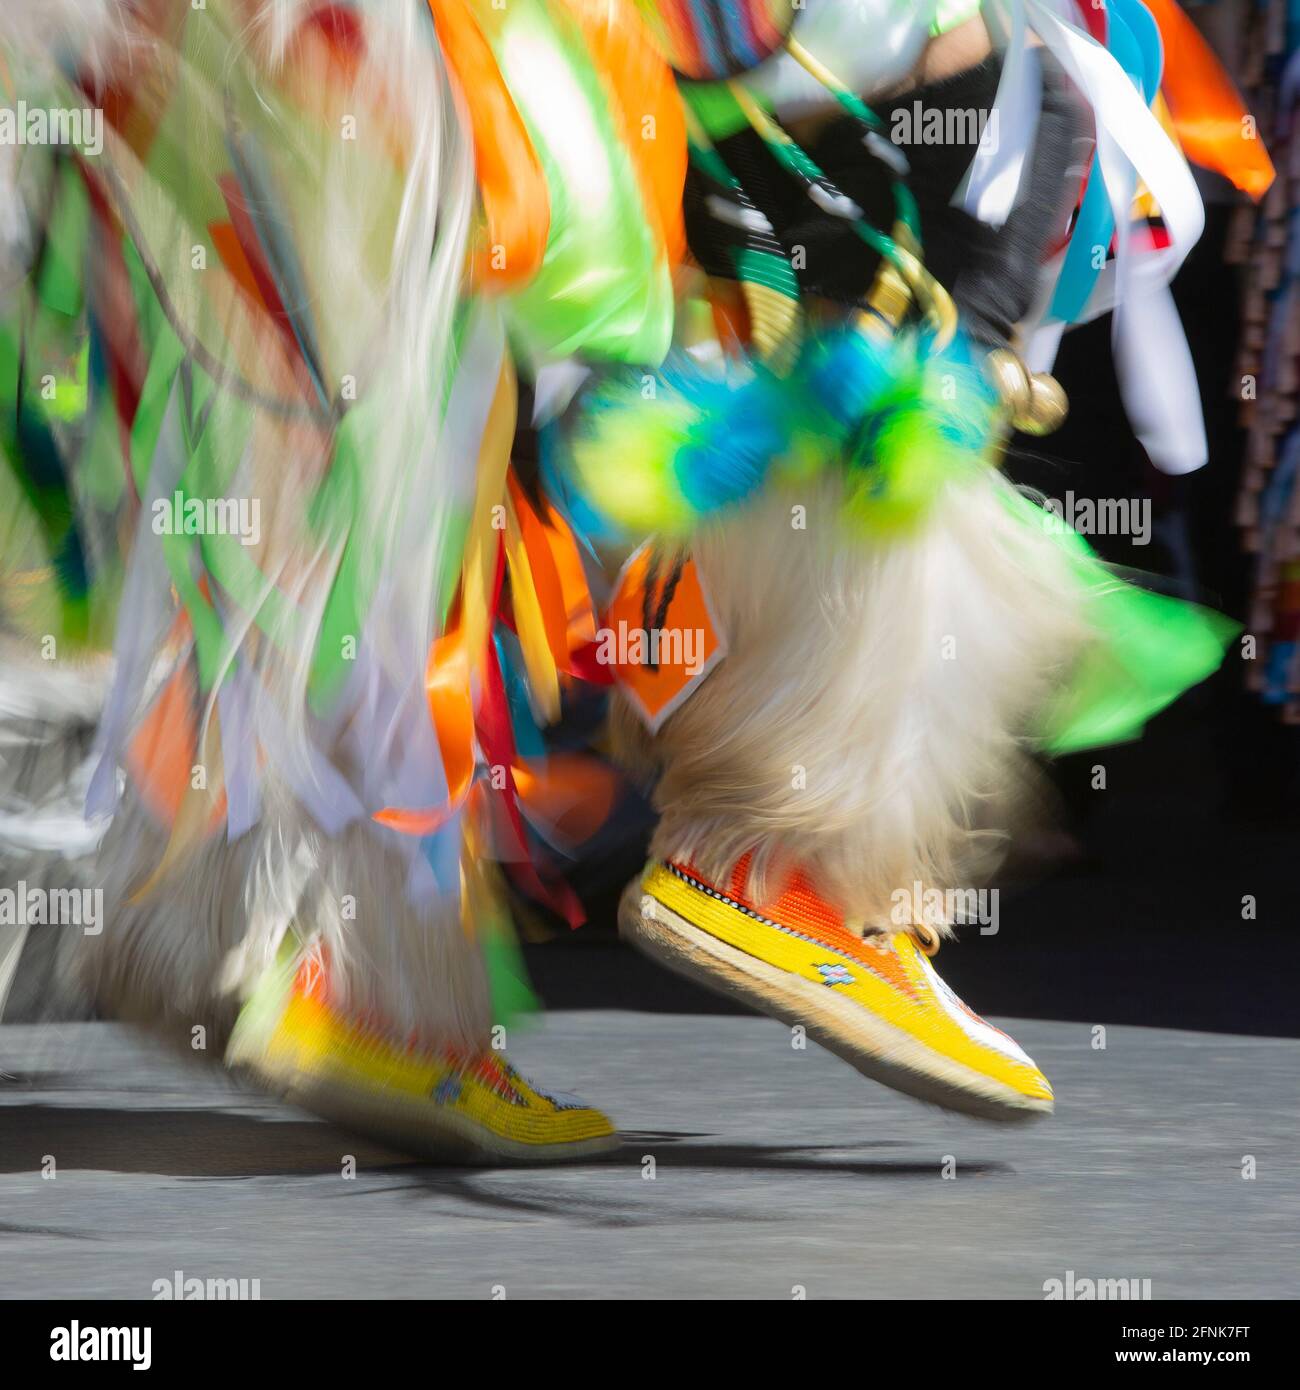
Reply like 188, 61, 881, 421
840, 363, 989, 535
570, 390, 700, 537
845, 407, 954, 533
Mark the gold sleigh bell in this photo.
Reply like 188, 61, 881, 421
986, 347, 1069, 436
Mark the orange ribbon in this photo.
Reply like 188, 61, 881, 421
554, 0, 687, 269
426, 0, 551, 288
126, 659, 229, 903
506, 474, 598, 679
1146, 0, 1274, 201
376, 468, 605, 837
373, 614, 476, 836
512, 753, 620, 848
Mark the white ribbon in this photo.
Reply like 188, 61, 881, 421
975, 0, 1207, 471
960, 0, 1037, 228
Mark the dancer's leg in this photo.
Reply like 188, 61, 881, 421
617, 470, 1077, 1119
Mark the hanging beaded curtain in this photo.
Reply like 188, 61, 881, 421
1226, 0, 1300, 720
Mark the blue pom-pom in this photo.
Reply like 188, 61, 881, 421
675, 385, 788, 513
800, 329, 897, 431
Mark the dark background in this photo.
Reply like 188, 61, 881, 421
524, 204, 1300, 1039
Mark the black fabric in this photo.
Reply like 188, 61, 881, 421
684, 52, 1090, 349
952, 51, 1092, 346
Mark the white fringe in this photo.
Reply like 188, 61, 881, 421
0, 648, 110, 1019
76, 787, 490, 1052
0, 2, 491, 1046
0, 0, 127, 71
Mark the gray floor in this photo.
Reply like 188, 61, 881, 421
1, 1013, 1296, 1299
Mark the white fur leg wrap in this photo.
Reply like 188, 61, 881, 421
0, 654, 490, 1047
76, 791, 492, 1052
624, 472, 1094, 925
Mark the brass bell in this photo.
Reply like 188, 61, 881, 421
986, 348, 1033, 419
987, 349, 1069, 436
1014, 372, 1069, 436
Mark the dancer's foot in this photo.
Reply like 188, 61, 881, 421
227, 951, 619, 1163
622, 856, 1053, 1122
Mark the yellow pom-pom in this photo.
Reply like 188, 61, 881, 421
842, 407, 962, 536
571, 398, 700, 537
